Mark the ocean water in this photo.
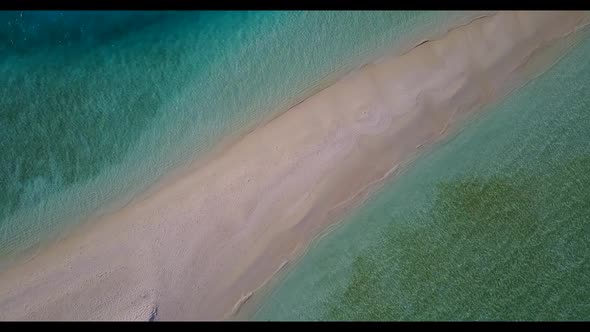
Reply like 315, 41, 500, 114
253, 29, 590, 320
0, 11, 471, 263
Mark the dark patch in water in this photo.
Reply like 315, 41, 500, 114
0, 11, 180, 55
326, 157, 590, 320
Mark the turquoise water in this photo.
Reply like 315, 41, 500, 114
0, 11, 467, 262
254, 30, 590, 320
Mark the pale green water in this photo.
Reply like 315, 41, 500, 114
0, 11, 470, 263
254, 28, 590, 321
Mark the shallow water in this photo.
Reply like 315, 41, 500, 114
0, 11, 469, 263
253, 28, 590, 321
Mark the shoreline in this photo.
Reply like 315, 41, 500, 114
245, 22, 590, 320
237, 11, 590, 320
0, 11, 489, 271
0, 11, 588, 321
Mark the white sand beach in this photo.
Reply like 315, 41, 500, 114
0, 11, 588, 321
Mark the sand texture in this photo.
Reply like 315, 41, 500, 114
0, 11, 588, 321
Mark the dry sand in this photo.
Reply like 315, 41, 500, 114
0, 11, 588, 321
